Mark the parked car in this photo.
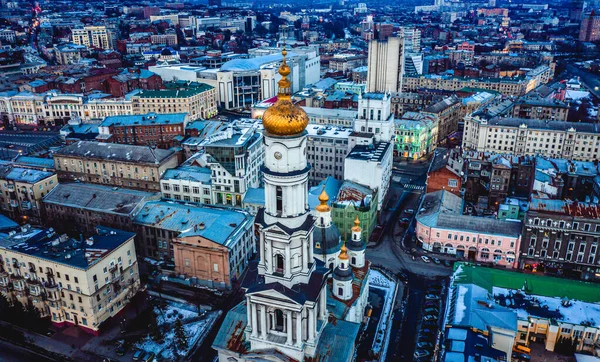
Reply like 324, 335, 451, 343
431, 257, 441, 264
422, 320, 438, 328
424, 308, 439, 315
512, 352, 531, 361
418, 334, 436, 342
421, 256, 431, 263
414, 349, 431, 359
406, 209, 414, 214
399, 217, 410, 226
116, 344, 126, 356
424, 301, 440, 308
133, 350, 144, 361
425, 294, 440, 300
417, 342, 433, 349
428, 282, 444, 290
421, 328, 435, 335
423, 314, 438, 321
142, 352, 155, 362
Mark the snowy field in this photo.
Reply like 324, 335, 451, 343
135, 301, 219, 360
369, 269, 398, 361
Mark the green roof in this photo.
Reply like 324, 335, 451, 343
459, 87, 500, 95
136, 84, 214, 99
453, 262, 600, 303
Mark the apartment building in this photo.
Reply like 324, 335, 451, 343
394, 113, 438, 159
306, 125, 352, 186
415, 191, 522, 267
463, 115, 600, 161
390, 92, 441, 118
403, 65, 553, 96
98, 113, 188, 149
43, 183, 157, 237
160, 165, 212, 204
203, 125, 264, 207
131, 83, 217, 121
512, 96, 569, 121
53, 141, 179, 191
54, 44, 86, 65
133, 201, 254, 284
253, 99, 357, 128
519, 198, 600, 280
0, 166, 58, 224
71, 26, 113, 50
421, 95, 462, 143
0, 226, 141, 335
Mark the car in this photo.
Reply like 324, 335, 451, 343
116, 344, 126, 356
417, 342, 433, 349
414, 349, 431, 359
443, 260, 452, 267
421, 328, 435, 335
431, 257, 441, 264
423, 314, 438, 321
142, 352, 155, 362
133, 350, 144, 361
418, 334, 436, 343
424, 301, 440, 308
421, 256, 431, 263
425, 294, 440, 300
428, 282, 444, 290
424, 308, 439, 315
405, 209, 414, 214
421, 320, 438, 329
512, 352, 531, 361
400, 217, 410, 224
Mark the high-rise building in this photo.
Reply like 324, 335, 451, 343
366, 37, 405, 93
570, 0, 586, 22
579, 10, 600, 42
71, 26, 112, 50
213, 47, 370, 362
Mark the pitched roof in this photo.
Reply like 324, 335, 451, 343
54, 141, 176, 164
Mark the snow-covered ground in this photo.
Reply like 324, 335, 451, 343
369, 269, 398, 361
135, 301, 219, 360
493, 286, 600, 328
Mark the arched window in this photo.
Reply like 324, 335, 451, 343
276, 186, 283, 215
329, 262, 334, 270
274, 309, 284, 332
338, 287, 343, 296
354, 233, 358, 240
351, 256, 356, 265
275, 254, 284, 274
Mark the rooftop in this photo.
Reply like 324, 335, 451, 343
0, 165, 54, 183
346, 142, 391, 164
43, 183, 156, 216
135, 84, 213, 99
54, 141, 176, 164
528, 198, 600, 218
481, 117, 600, 133
100, 113, 187, 127
0, 226, 135, 270
220, 52, 297, 72
162, 165, 212, 184
134, 201, 253, 248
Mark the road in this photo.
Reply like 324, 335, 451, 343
0, 339, 57, 362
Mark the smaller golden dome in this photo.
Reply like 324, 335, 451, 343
316, 188, 330, 212
339, 241, 349, 260
351, 215, 362, 232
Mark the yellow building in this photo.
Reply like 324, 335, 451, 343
0, 166, 58, 224
0, 226, 141, 335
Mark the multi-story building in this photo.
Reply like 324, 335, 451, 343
404, 65, 553, 96
519, 198, 600, 280
134, 200, 254, 275
394, 113, 438, 159
415, 190, 522, 267
463, 115, 600, 161
71, 26, 113, 50
306, 125, 352, 186
579, 10, 600, 42
131, 83, 217, 121
0, 225, 141, 335
53, 141, 179, 191
367, 37, 405, 93
331, 180, 378, 242
54, 43, 86, 65
160, 165, 212, 204
344, 141, 393, 211
390, 92, 441, 118
196, 124, 264, 207
0, 165, 58, 224
511, 96, 569, 121
253, 100, 357, 128
354, 92, 396, 143
421, 95, 462, 144
97, 113, 188, 148
42, 183, 157, 237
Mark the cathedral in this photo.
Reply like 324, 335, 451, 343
212, 46, 371, 362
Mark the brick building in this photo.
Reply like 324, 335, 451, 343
97, 112, 188, 148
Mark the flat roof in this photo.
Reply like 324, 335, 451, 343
100, 113, 187, 127
55, 141, 176, 164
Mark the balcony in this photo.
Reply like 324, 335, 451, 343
21, 201, 31, 210
9, 199, 18, 208
30, 286, 42, 296
46, 290, 59, 301
109, 264, 118, 273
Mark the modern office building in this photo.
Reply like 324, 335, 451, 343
366, 37, 405, 93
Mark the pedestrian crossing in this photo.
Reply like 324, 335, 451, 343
402, 184, 425, 191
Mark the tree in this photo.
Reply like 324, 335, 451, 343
148, 307, 163, 344
173, 319, 189, 353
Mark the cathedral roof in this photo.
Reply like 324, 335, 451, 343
327, 261, 371, 320
308, 318, 361, 362
313, 223, 342, 255
333, 265, 353, 281
255, 208, 315, 235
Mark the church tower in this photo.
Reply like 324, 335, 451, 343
332, 242, 353, 301
313, 188, 343, 270
347, 216, 366, 268
244, 45, 330, 361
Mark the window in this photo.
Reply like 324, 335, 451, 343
276, 186, 283, 215
213, 263, 219, 272
275, 254, 284, 273
448, 179, 458, 188
274, 309, 284, 332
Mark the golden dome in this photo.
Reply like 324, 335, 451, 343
339, 241, 349, 260
351, 215, 362, 232
316, 188, 330, 212
261, 46, 309, 136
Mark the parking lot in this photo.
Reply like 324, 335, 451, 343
412, 279, 447, 362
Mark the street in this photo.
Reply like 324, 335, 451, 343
0, 339, 57, 362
